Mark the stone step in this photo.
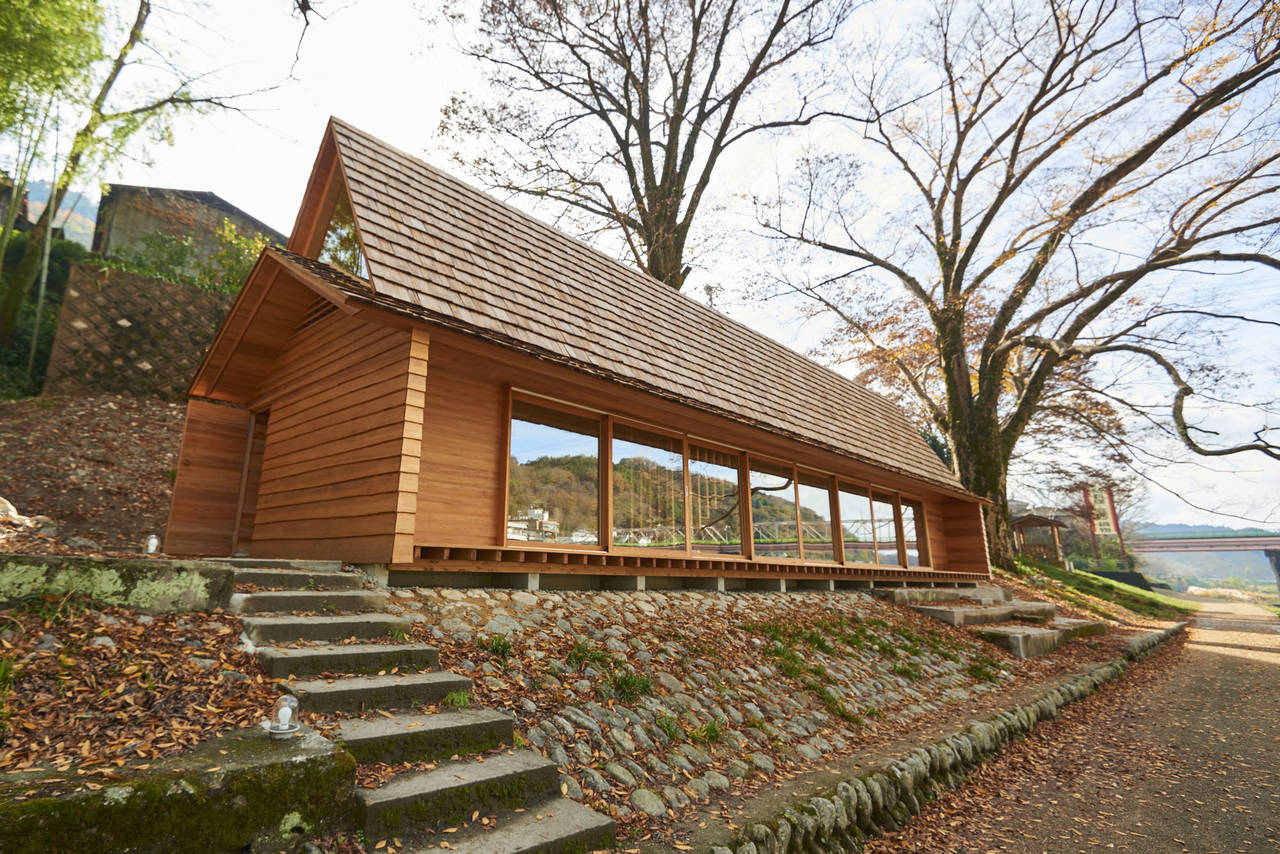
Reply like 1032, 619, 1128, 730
214, 557, 344, 571
257, 642, 439, 678
336, 708, 513, 763
357, 751, 560, 838
229, 589, 388, 615
285, 671, 472, 714
870, 585, 1011, 605
911, 599, 1056, 627
231, 567, 364, 591
973, 617, 1106, 658
410, 796, 616, 853
241, 613, 409, 644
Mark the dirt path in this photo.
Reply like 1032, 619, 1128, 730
869, 598, 1280, 854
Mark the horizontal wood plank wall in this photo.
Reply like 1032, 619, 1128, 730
165, 399, 252, 556
234, 411, 269, 554
413, 327, 988, 574
939, 499, 990, 573
248, 310, 417, 563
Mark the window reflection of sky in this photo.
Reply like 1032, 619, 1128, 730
510, 420, 598, 462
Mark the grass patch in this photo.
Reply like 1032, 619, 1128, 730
441, 689, 472, 708
609, 671, 653, 702
1016, 560, 1197, 620
385, 623, 409, 642
689, 718, 723, 745
477, 634, 514, 659
655, 713, 682, 741
566, 641, 611, 672
891, 662, 923, 680
965, 654, 1002, 684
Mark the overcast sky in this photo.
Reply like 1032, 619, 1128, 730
56, 0, 1280, 531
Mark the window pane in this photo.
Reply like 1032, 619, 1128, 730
839, 486, 876, 564
797, 474, 836, 561
689, 446, 742, 555
749, 461, 799, 558
612, 424, 686, 550
902, 500, 928, 566
317, 188, 367, 278
507, 400, 600, 545
872, 492, 902, 565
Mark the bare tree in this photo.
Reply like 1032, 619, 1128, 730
440, 0, 858, 289
762, 0, 1280, 565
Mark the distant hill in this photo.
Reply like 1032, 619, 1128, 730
23, 180, 98, 249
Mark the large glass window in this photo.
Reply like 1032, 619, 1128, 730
838, 485, 876, 564
797, 474, 836, 561
507, 400, 600, 545
611, 424, 686, 550
317, 187, 368, 278
873, 492, 903, 565
689, 445, 742, 555
901, 500, 928, 566
749, 461, 799, 558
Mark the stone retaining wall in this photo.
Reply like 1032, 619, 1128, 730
711, 623, 1186, 854
0, 555, 234, 613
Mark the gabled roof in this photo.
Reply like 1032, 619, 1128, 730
283, 118, 967, 495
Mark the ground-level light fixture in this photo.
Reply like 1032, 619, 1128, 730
268, 695, 299, 740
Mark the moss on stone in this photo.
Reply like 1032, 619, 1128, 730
0, 555, 233, 614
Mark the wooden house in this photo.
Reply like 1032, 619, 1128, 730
164, 119, 991, 587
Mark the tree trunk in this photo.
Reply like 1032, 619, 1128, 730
948, 408, 1016, 569
0, 202, 59, 343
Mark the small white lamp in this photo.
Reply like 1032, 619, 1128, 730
268, 695, 300, 740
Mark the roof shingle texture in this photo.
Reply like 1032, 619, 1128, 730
326, 119, 964, 493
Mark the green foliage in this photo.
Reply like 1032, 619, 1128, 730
0, 0, 103, 132
654, 713, 682, 741
608, 670, 652, 702
1015, 558, 1196, 620
103, 217, 271, 294
441, 689, 472, 709
891, 662, 922, 680
20, 588, 96, 624
965, 654, 1002, 684
688, 718, 723, 746
477, 634, 514, 660
566, 641, 610, 672
384, 623, 408, 642
0, 237, 88, 399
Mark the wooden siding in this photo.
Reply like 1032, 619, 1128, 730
165, 399, 252, 556
415, 328, 987, 575
247, 309, 421, 564
234, 410, 269, 554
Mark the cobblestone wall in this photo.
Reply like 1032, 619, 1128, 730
44, 264, 233, 400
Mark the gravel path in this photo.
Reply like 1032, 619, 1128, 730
869, 597, 1280, 853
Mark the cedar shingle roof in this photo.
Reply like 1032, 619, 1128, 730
321, 118, 966, 495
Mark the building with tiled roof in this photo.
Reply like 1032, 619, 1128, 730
165, 119, 990, 585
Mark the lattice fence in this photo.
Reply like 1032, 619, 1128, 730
44, 265, 234, 400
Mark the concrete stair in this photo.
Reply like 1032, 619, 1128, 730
258, 642, 439, 679
357, 751, 561, 837
216, 562, 615, 854
230, 589, 388, 615
241, 613, 409, 644
870, 585, 1011, 605
285, 671, 473, 715
336, 708, 513, 763
910, 600, 1057, 626
427, 797, 617, 854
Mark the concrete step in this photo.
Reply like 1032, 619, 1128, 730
871, 585, 1011, 605
911, 600, 1057, 627
285, 671, 472, 714
241, 613, 409, 644
214, 557, 344, 571
357, 750, 559, 838
336, 708, 513, 763
229, 589, 387, 615
973, 617, 1106, 658
257, 642, 438, 678
414, 796, 616, 853
231, 567, 364, 591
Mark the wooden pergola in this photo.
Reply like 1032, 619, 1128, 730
1011, 514, 1067, 566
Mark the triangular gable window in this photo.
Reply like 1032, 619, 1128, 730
317, 184, 368, 278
